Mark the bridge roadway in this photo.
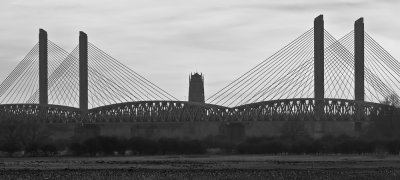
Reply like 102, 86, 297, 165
0, 98, 393, 123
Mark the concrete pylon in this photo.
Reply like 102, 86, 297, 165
79, 31, 88, 120
355, 18, 364, 102
39, 29, 48, 106
39, 29, 48, 119
354, 18, 365, 121
314, 15, 324, 121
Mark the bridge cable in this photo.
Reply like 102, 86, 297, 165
230, 31, 314, 105
207, 28, 314, 105
88, 43, 178, 101
0, 43, 39, 99
217, 28, 314, 106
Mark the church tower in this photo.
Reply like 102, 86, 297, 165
188, 73, 205, 103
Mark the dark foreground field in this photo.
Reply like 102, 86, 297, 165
1, 155, 400, 179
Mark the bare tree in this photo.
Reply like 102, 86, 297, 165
381, 94, 400, 107
0, 118, 51, 155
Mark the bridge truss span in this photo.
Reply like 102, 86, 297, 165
233, 98, 391, 122
86, 99, 392, 123
88, 101, 229, 123
0, 104, 81, 123
0, 100, 393, 123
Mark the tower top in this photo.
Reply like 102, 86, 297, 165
314, 14, 323, 22
80, 31, 87, 37
355, 17, 364, 24
191, 72, 203, 77
39, 29, 47, 36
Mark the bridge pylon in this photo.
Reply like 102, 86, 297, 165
354, 18, 365, 121
79, 31, 88, 120
314, 15, 324, 121
39, 29, 48, 106
39, 29, 48, 119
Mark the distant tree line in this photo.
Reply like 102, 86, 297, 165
236, 135, 400, 155
69, 136, 205, 156
3, 133, 400, 156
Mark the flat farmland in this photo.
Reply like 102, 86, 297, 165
1, 155, 400, 179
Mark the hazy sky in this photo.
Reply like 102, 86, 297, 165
1, 0, 399, 100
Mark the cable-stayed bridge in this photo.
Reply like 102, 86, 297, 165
0, 15, 398, 123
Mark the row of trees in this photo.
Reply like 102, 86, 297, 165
236, 135, 400, 154
69, 137, 205, 156
3, 134, 400, 156
0, 119, 52, 155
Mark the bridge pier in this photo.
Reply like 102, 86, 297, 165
39, 29, 48, 119
79, 31, 88, 120
314, 15, 324, 121
354, 18, 365, 121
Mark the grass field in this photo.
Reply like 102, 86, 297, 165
1, 155, 400, 179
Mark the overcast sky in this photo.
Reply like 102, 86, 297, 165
0, 0, 399, 100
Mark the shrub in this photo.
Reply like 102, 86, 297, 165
236, 138, 287, 154
0, 141, 22, 156
41, 144, 58, 155
179, 140, 205, 154
25, 143, 41, 155
128, 137, 158, 155
69, 142, 86, 156
202, 136, 235, 153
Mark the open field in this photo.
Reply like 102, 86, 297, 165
1, 155, 400, 179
